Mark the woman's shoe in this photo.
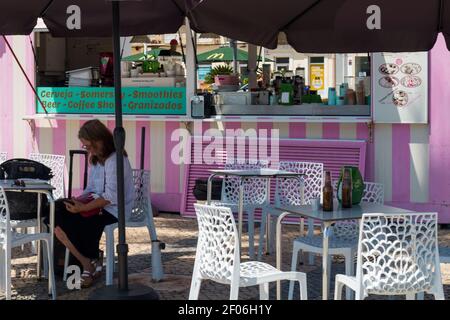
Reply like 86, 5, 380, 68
92, 250, 104, 280
80, 270, 95, 288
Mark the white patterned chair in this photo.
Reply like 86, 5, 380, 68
0, 187, 56, 300
288, 182, 384, 300
212, 159, 269, 260
63, 169, 163, 285
29, 153, 66, 200
334, 212, 445, 300
258, 161, 323, 260
0, 152, 6, 164
189, 203, 308, 300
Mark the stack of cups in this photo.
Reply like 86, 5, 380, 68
328, 88, 336, 105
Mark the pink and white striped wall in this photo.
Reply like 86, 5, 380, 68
0, 35, 449, 223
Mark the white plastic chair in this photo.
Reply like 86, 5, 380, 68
189, 203, 308, 300
258, 161, 323, 260
212, 159, 270, 260
334, 212, 445, 300
12, 154, 65, 253
63, 169, 163, 285
0, 152, 6, 164
0, 187, 56, 300
288, 182, 384, 300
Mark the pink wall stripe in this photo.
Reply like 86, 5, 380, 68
429, 35, 450, 212
135, 121, 151, 170
391, 124, 411, 202
26, 35, 35, 156
289, 123, 306, 139
0, 37, 14, 158
322, 123, 340, 139
165, 122, 180, 194
356, 123, 373, 181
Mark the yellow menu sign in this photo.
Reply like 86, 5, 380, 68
309, 64, 325, 91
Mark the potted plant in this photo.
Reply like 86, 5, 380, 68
205, 64, 239, 86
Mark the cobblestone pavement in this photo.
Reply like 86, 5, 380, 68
1, 213, 449, 300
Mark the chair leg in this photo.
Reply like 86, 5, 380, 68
259, 283, 269, 300
229, 282, 239, 300
258, 208, 267, 261
334, 279, 344, 300
5, 246, 11, 300
105, 228, 115, 286
248, 209, 255, 260
298, 274, 308, 300
31, 227, 38, 255
288, 242, 301, 300
269, 215, 277, 254
0, 247, 5, 292
406, 293, 416, 300
43, 239, 56, 300
41, 240, 49, 279
188, 276, 202, 300
344, 251, 354, 300
63, 249, 70, 282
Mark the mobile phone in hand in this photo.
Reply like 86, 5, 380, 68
62, 198, 75, 205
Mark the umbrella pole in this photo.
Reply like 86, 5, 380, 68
89, 1, 158, 300
111, 0, 128, 292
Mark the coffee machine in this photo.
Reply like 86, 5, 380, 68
293, 75, 305, 104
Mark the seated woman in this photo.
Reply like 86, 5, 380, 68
52, 119, 134, 288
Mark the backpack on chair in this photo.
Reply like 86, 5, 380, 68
0, 158, 53, 220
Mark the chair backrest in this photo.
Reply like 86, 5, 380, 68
0, 187, 11, 246
356, 212, 440, 295
221, 159, 269, 205
0, 152, 7, 164
332, 182, 385, 239
129, 169, 152, 222
193, 203, 240, 283
276, 161, 323, 206
29, 153, 65, 199
361, 182, 384, 204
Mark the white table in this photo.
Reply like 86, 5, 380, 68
275, 202, 415, 300
0, 180, 55, 279
206, 168, 305, 258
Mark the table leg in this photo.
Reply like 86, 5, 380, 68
322, 222, 332, 300
238, 177, 245, 256
276, 211, 292, 300
37, 194, 42, 279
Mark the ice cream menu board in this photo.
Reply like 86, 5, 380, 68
373, 52, 428, 124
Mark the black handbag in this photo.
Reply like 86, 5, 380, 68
0, 158, 53, 220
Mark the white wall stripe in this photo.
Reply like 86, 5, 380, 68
306, 123, 323, 139
150, 122, 165, 193
410, 124, 430, 203
124, 121, 136, 169
273, 122, 289, 139
12, 37, 28, 158
339, 123, 357, 140
179, 122, 185, 193
374, 124, 393, 201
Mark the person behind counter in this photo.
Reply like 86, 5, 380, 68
47, 119, 134, 288
159, 39, 182, 57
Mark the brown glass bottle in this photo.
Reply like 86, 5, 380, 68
342, 168, 352, 208
322, 171, 333, 212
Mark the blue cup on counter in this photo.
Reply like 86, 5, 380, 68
328, 88, 336, 105
336, 96, 345, 106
